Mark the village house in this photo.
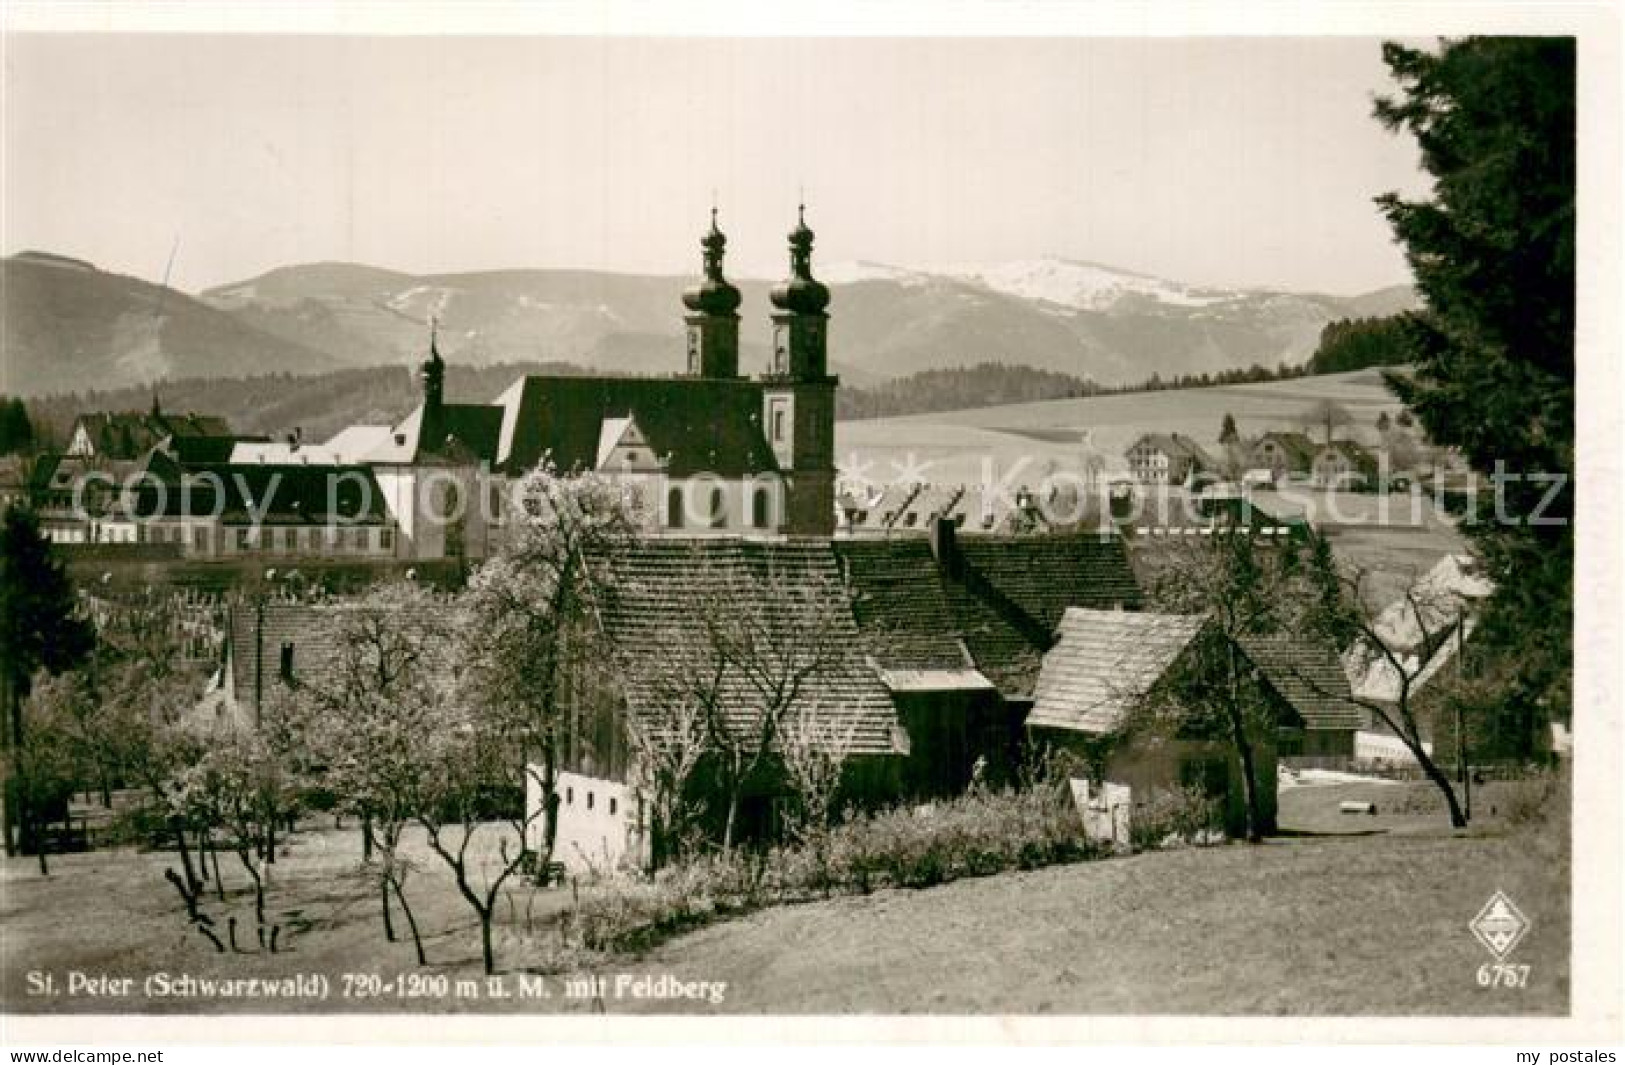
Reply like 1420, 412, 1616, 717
1236, 634, 1363, 759
532, 521, 1146, 872
1311, 439, 1379, 489
1248, 431, 1317, 482
1125, 433, 1214, 486
1028, 608, 1295, 838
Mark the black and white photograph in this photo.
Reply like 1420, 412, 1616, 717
1, 1, 1619, 1049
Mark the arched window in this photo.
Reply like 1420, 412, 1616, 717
667, 485, 685, 528
751, 486, 772, 529
709, 487, 726, 529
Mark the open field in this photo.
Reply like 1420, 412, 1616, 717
1, 776, 1566, 1016
835, 368, 1406, 486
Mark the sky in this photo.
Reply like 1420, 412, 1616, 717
2, 33, 1432, 296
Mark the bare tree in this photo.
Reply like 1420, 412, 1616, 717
666, 560, 866, 854
285, 582, 448, 964
778, 698, 860, 843
411, 715, 542, 976
1145, 528, 1324, 841
625, 655, 711, 869
1301, 398, 1355, 445
460, 463, 641, 879
1304, 561, 1473, 827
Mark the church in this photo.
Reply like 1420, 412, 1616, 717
330, 208, 840, 558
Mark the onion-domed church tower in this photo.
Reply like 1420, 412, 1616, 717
763, 205, 837, 536
682, 208, 743, 379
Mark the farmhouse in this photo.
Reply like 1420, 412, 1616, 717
537, 538, 907, 872
1236, 634, 1362, 759
202, 599, 338, 729
1125, 433, 1214, 486
1311, 440, 1378, 488
1028, 608, 1294, 837
1248, 431, 1317, 481
531, 523, 1146, 872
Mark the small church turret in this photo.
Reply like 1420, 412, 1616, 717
762, 204, 837, 536
682, 208, 743, 379
420, 319, 445, 437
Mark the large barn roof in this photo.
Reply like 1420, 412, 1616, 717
593, 538, 903, 758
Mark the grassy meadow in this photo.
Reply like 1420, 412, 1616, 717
0, 776, 1567, 1015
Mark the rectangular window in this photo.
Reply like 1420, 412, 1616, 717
283, 527, 296, 551
236, 528, 250, 551
773, 408, 786, 442
381, 528, 394, 552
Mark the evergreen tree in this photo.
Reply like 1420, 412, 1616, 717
1, 507, 95, 855
0, 398, 34, 455
1219, 412, 1239, 445
2, 508, 95, 746
1374, 37, 1575, 747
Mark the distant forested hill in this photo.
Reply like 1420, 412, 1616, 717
836, 363, 1096, 419
1306, 315, 1414, 375
24, 361, 587, 447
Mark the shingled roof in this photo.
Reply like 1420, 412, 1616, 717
493, 376, 779, 477
832, 538, 988, 689
933, 530, 1144, 699
223, 599, 345, 710
1237, 634, 1363, 732
1029, 608, 1208, 734
593, 539, 902, 757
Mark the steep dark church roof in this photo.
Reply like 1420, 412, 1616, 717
494, 376, 779, 478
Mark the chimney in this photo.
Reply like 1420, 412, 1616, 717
929, 515, 960, 576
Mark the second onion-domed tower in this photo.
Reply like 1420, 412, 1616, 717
762, 205, 837, 536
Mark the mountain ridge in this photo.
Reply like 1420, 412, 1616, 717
3, 251, 1417, 398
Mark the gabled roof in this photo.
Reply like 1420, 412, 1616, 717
72, 411, 234, 459
132, 462, 391, 525
366, 402, 506, 466
832, 538, 983, 680
593, 539, 901, 757
933, 532, 1143, 699
494, 375, 779, 477
1029, 608, 1208, 733
1251, 431, 1318, 469
955, 533, 1144, 624
1237, 633, 1363, 731
170, 434, 262, 465
1128, 432, 1214, 468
